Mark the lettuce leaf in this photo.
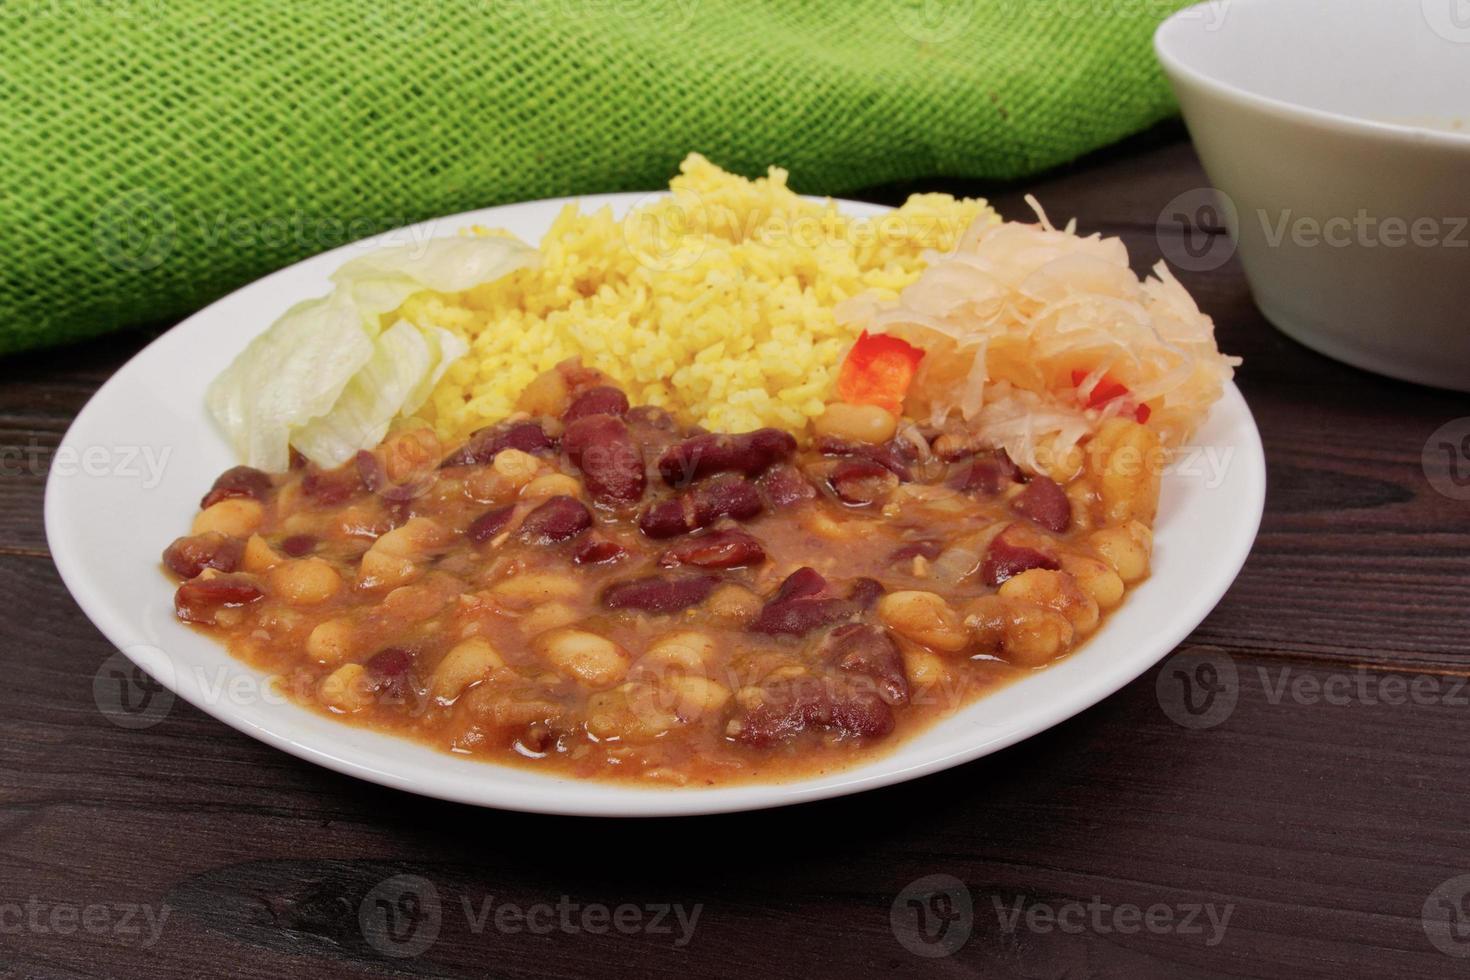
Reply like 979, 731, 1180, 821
290, 321, 469, 467
206, 235, 533, 471
290, 321, 422, 467
403, 325, 470, 416
206, 289, 376, 472
332, 235, 536, 311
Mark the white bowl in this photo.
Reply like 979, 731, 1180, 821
1155, 0, 1470, 391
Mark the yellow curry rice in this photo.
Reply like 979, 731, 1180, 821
405, 153, 995, 442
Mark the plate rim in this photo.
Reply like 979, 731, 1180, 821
45, 192, 1267, 817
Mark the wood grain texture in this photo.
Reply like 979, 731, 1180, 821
3, 127, 1469, 979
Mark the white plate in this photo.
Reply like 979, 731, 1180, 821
45, 193, 1266, 817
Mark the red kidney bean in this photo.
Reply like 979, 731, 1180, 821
690, 474, 762, 525
365, 646, 413, 679
562, 415, 646, 506
355, 450, 385, 488
659, 529, 766, 569
638, 475, 762, 538
815, 436, 914, 482
980, 527, 1061, 586
825, 623, 908, 704
365, 647, 416, 699
657, 428, 796, 487
1013, 475, 1071, 532
829, 458, 899, 505
729, 677, 832, 745
774, 567, 828, 601
162, 533, 244, 579
201, 466, 273, 509
466, 505, 516, 544
730, 674, 892, 744
280, 534, 317, 558
847, 577, 886, 609
301, 463, 365, 505
949, 448, 1022, 495
602, 575, 717, 614
562, 385, 630, 423
827, 682, 896, 739
573, 535, 626, 565
750, 597, 856, 636
517, 496, 592, 543
440, 420, 555, 468
503, 421, 555, 451
174, 574, 263, 624
757, 464, 816, 506
637, 499, 690, 539
748, 569, 851, 635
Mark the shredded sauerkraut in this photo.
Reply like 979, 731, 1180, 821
836, 198, 1240, 474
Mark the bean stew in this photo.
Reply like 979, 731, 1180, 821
163, 361, 1160, 785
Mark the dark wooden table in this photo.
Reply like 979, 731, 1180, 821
5, 124, 1469, 979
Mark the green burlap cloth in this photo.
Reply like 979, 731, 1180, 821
0, 0, 1189, 355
